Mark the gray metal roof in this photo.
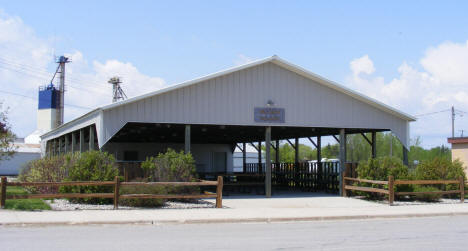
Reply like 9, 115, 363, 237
42, 55, 415, 148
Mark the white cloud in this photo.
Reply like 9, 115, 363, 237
350, 54, 375, 76
346, 43, 468, 147
0, 12, 167, 138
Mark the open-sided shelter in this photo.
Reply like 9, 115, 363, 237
41, 56, 415, 196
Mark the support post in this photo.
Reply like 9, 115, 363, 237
258, 141, 262, 173
64, 134, 69, 153
0, 176, 6, 208
389, 175, 394, 205
317, 136, 321, 162
275, 140, 280, 164
294, 138, 299, 164
317, 136, 322, 190
71, 132, 76, 153
58, 137, 62, 155
402, 146, 409, 166
265, 127, 272, 198
339, 129, 346, 196
79, 129, 84, 153
460, 177, 465, 203
371, 132, 377, 158
113, 176, 120, 210
53, 139, 57, 156
342, 169, 347, 197
185, 125, 191, 153
294, 137, 299, 189
89, 126, 95, 151
216, 176, 223, 208
242, 142, 246, 173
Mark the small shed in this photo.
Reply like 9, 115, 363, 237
41, 55, 415, 196
448, 137, 468, 175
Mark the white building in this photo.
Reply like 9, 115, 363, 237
40, 55, 415, 196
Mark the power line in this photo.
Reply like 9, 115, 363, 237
0, 90, 92, 110
414, 109, 451, 117
0, 62, 110, 95
0, 55, 109, 87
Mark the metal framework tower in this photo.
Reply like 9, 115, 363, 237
49, 55, 70, 128
108, 77, 127, 103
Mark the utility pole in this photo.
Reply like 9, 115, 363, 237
56, 56, 70, 128
452, 105, 455, 138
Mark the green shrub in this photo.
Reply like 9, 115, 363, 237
18, 155, 68, 194
140, 149, 199, 197
356, 156, 411, 199
60, 151, 119, 204
412, 186, 442, 202
357, 156, 409, 181
119, 178, 166, 207
413, 157, 465, 198
414, 157, 465, 181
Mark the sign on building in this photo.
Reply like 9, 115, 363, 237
254, 107, 285, 123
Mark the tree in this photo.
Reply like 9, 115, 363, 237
0, 103, 16, 163
263, 141, 317, 162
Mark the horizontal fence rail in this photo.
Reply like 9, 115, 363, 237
343, 175, 465, 205
0, 176, 223, 209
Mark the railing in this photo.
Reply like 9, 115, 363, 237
0, 176, 223, 209
343, 175, 465, 205
243, 162, 344, 193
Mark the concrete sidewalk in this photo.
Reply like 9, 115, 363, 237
2, 194, 468, 226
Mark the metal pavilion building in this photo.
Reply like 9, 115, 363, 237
41, 55, 416, 197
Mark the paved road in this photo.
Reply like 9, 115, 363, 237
1, 216, 467, 250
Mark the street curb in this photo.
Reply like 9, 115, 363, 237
3, 212, 468, 227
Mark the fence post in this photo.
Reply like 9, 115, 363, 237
460, 177, 465, 203
341, 169, 347, 197
216, 176, 223, 208
1, 177, 6, 208
388, 175, 394, 206
114, 176, 120, 210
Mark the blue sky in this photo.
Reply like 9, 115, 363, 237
1, 1, 468, 147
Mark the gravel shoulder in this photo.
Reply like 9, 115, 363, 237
45, 199, 216, 211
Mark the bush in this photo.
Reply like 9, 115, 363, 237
356, 156, 411, 199
119, 178, 166, 207
142, 149, 198, 182
18, 155, 68, 194
60, 151, 119, 204
138, 149, 199, 202
412, 186, 442, 202
20, 151, 119, 204
414, 157, 465, 181
357, 156, 409, 181
413, 157, 465, 198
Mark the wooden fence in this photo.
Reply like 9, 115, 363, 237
0, 176, 223, 209
343, 175, 465, 205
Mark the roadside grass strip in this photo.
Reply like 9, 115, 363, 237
5, 186, 51, 210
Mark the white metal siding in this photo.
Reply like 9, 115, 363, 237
101, 62, 409, 148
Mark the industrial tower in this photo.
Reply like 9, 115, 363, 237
108, 77, 127, 103
37, 55, 70, 132
56, 56, 70, 127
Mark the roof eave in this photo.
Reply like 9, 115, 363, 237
40, 108, 102, 139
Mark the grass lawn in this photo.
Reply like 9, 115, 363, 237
4, 186, 51, 210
